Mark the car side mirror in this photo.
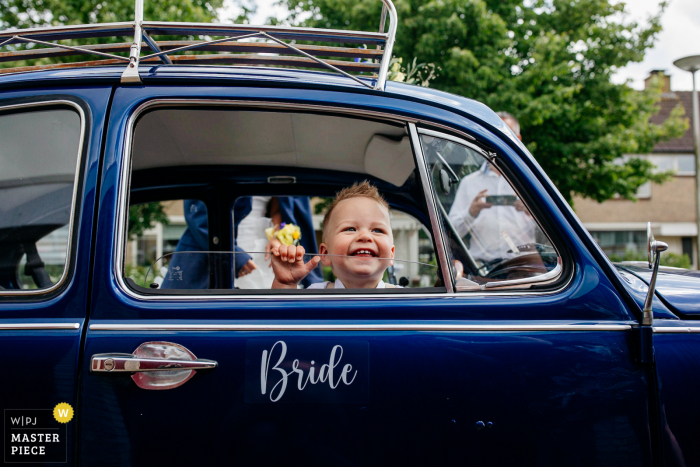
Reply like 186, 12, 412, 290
643, 222, 668, 326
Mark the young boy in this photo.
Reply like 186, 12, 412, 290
270, 181, 397, 289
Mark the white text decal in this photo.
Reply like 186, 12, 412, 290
260, 340, 358, 402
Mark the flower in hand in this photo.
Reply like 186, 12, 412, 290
265, 223, 301, 246
270, 244, 320, 289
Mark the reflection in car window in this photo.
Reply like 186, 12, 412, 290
419, 133, 559, 289
0, 107, 81, 292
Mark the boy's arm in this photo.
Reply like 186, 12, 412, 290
270, 244, 321, 289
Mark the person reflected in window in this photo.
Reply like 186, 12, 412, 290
448, 112, 536, 266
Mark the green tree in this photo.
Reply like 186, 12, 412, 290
1, 0, 222, 30
0, 0, 224, 68
128, 202, 170, 239
274, 0, 688, 203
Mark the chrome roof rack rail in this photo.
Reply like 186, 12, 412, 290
0, 0, 397, 90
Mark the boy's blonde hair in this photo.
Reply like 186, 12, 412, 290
322, 181, 390, 242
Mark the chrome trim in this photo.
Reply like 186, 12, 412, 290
141, 31, 261, 60
409, 122, 454, 292
13, 35, 130, 61
121, 0, 143, 83
141, 21, 390, 42
0, 22, 136, 40
419, 120, 476, 141
90, 323, 633, 332
418, 128, 488, 158
0, 323, 80, 330
259, 31, 372, 89
374, 0, 397, 90
643, 221, 668, 326
0, 100, 86, 297
114, 99, 571, 301
91, 353, 216, 372
482, 258, 563, 290
653, 326, 700, 333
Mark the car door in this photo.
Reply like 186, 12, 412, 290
0, 86, 112, 465
79, 84, 655, 466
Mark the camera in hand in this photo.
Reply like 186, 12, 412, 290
485, 195, 518, 206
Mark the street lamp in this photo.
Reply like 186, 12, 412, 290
673, 55, 700, 270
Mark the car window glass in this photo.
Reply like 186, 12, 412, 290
121, 107, 445, 294
418, 133, 560, 289
0, 107, 81, 292
125, 200, 204, 288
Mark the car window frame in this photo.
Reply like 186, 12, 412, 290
412, 125, 565, 292
114, 99, 452, 300
114, 98, 571, 300
0, 100, 87, 297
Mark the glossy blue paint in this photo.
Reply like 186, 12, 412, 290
0, 85, 112, 466
73, 79, 659, 466
81, 329, 651, 466
614, 265, 679, 321
653, 334, 700, 467
617, 264, 700, 317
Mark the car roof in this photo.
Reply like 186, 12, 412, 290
0, 64, 523, 150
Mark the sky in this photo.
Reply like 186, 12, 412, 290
222, 0, 700, 92
611, 0, 700, 91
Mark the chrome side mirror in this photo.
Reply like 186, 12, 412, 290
643, 222, 668, 326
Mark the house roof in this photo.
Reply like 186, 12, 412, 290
651, 91, 697, 153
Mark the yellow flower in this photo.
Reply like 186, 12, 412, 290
266, 224, 301, 246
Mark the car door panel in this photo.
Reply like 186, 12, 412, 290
80, 85, 653, 466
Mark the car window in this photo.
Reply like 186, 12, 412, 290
0, 106, 83, 293
418, 132, 561, 290
121, 107, 445, 294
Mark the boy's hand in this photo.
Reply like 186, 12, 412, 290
265, 237, 282, 263
270, 245, 321, 289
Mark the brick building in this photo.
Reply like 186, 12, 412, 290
574, 71, 698, 267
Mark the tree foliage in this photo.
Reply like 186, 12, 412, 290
272, 0, 687, 203
128, 203, 170, 239
1, 0, 221, 29
0, 0, 224, 68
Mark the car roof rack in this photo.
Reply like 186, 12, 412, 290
0, 0, 397, 90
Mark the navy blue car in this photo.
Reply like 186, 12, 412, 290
1, 2, 700, 465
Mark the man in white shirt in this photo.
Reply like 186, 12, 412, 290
448, 112, 536, 264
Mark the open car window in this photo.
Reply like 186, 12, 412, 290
418, 131, 562, 290
121, 107, 445, 294
0, 105, 83, 294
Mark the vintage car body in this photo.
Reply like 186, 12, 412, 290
1, 29, 699, 467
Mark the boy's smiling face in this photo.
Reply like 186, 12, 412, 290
319, 196, 395, 288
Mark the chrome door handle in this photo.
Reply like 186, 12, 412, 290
90, 341, 217, 390
91, 354, 217, 372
